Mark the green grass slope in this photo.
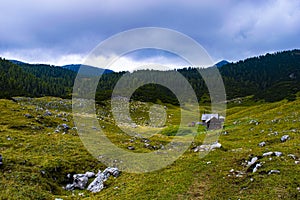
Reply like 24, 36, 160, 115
0, 97, 299, 199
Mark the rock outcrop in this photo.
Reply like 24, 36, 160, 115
87, 167, 120, 193
65, 167, 120, 193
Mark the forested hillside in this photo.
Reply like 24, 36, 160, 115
221, 50, 300, 101
1, 49, 300, 103
96, 49, 300, 103
0, 58, 75, 98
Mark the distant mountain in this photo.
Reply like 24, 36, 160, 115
61, 64, 114, 76
215, 60, 230, 67
9, 60, 28, 65
9, 60, 114, 76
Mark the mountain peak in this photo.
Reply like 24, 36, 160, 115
215, 60, 230, 67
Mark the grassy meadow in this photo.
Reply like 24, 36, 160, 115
0, 97, 299, 199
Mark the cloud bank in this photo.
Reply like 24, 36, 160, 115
0, 0, 299, 71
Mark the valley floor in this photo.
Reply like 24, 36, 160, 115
0, 97, 299, 199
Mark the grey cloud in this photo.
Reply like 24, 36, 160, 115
0, 0, 299, 65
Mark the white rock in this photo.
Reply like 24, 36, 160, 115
252, 163, 262, 173
262, 152, 273, 157
210, 142, 222, 150
87, 167, 120, 193
281, 135, 290, 142
78, 193, 85, 197
85, 171, 95, 178
258, 141, 266, 147
247, 157, 258, 167
194, 142, 221, 152
288, 154, 297, 160
268, 170, 280, 175
274, 151, 283, 157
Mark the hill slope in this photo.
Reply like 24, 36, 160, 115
1, 49, 300, 103
0, 97, 299, 199
0, 58, 75, 98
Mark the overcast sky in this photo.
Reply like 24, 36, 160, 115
0, 0, 299, 71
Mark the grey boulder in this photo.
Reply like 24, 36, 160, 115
281, 135, 290, 142
87, 167, 120, 193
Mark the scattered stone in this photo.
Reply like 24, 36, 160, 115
249, 119, 259, 125
62, 124, 70, 130
247, 157, 258, 167
262, 152, 273, 157
152, 145, 159, 150
281, 135, 290, 142
210, 142, 222, 149
193, 142, 222, 152
288, 154, 297, 160
78, 192, 85, 197
262, 151, 282, 157
268, 170, 280, 175
252, 163, 262, 173
55, 124, 70, 133
129, 139, 135, 143
233, 120, 239, 125
274, 151, 283, 157
228, 168, 245, 178
24, 113, 33, 118
6, 136, 11, 141
87, 167, 120, 193
0, 155, 3, 166
61, 118, 68, 122
44, 110, 52, 116
258, 141, 266, 147
206, 161, 211, 164
295, 161, 299, 165
141, 138, 150, 143
127, 146, 135, 150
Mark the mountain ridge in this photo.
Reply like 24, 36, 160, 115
1, 49, 300, 103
